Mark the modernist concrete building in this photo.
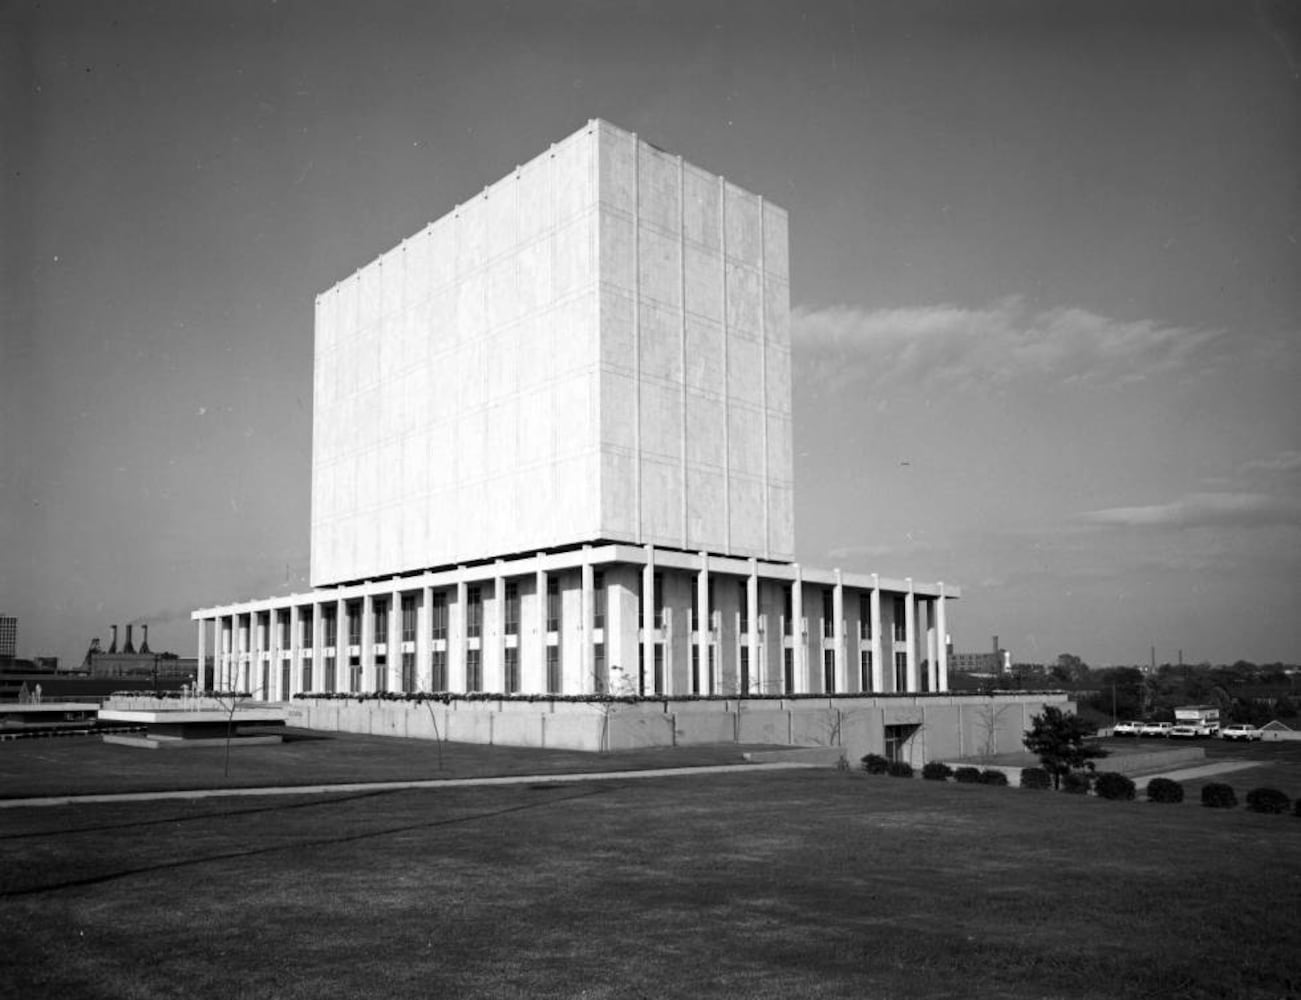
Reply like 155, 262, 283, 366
193, 120, 955, 701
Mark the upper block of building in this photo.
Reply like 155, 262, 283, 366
311, 119, 793, 587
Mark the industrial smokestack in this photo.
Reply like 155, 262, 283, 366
124, 624, 135, 654
140, 625, 151, 654
108, 625, 118, 654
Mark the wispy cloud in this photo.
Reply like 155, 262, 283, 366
1240, 450, 1301, 476
1080, 491, 1301, 530
792, 295, 1222, 389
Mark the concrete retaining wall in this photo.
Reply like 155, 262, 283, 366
276, 693, 1074, 760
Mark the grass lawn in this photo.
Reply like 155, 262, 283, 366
1, 769, 1297, 999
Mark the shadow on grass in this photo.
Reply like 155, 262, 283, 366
0, 783, 617, 899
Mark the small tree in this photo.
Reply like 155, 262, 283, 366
1022, 706, 1108, 790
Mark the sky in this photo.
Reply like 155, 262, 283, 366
3, 0, 1299, 671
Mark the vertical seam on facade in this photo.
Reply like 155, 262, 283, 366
759, 197, 769, 560
678, 155, 688, 549
632, 133, 643, 545
719, 177, 731, 552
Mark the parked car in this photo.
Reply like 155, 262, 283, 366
1112, 721, 1145, 737
1169, 724, 1207, 739
1220, 723, 1263, 742
1139, 721, 1174, 737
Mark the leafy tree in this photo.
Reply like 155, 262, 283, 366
1022, 706, 1109, 790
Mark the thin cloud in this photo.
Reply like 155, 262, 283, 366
1240, 450, 1301, 476
1080, 492, 1301, 530
792, 296, 1222, 389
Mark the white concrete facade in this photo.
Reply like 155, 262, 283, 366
311, 120, 792, 587
194, 120, 957, 700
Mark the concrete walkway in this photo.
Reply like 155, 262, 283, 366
1132, 760, 1261, 786
0, 760, 825, 810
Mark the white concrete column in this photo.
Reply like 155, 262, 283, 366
870, 576, 884, 692
833, 568, 846, 694
937, 584, 949, 692
534, 556, 547, 694
361, 592, 376, 692
289, 604, 301, 697
642, 545, 655, 694
925, 597, 938, 692
905, 579, 918, 693
311, 600, 324, 693
196, 618, 207, 692
581, 550, 594, 695
453, 571, 468, 693
335, 596, 346, 693
388, 586, 402, 691
696, 552, 710, 695
747, 559, 760, 695
417, 586, 432, 691
490, 565, 506, 693
792, 564, 806, 694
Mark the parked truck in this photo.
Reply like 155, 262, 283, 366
1170, 705, 1221, 738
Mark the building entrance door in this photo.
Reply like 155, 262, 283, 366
884, 724, 920, 764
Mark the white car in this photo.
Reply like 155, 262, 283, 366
1169, 724, 1208, 739
1112, 721, 1145, 737
1139, 721, 1174, 737
1220, 723, 1262, 742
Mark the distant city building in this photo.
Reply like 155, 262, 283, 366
0, 614, 16, 661
194, 120, 957, 700
947, 635, 1010, 674
80, 624, 198, 682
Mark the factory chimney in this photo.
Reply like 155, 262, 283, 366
140, 624, 151, 654
124, 624, 136, 654
108, 625, 118, 654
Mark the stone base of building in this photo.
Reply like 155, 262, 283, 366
285, 692, 1074, 767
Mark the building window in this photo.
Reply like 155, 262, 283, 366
324, 656, 336, 693
505, 647, 519, 694
783, 648, 794, 693
893, 597, 907, 642
301, 658, 313, 692
373, 600, 388, 642
691, 645, 701, 694
739, 580, 749, 634
374, 655, 388, 693
859, 594, 871, 639
401, 651, 416, 692
467, 586, 483, 639
466, 648, 482, 692
301, 611, 314, 649
279, 611, 291, 648
431, 650, 448, 691
894, 651, 908, 691
822, 589, 835, 638
505, 582, 520, 635
401, 596, 417, 643
653, 572, 664, 630
860, 649, 873, 692
823, 649, 836, 694
593, 643, 606, 694
430, 592, 447, 641
708, 646, 716, 695
348, 655, 362, 692
593, 572, 605, 630
546, 645, 560, 693
546, 577, 560, 632
784, 586, 793, 636
739, 646, 750, 693
347, 605, 361, 647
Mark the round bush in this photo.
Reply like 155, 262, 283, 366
860, 754, 889, 775
1245, 787, 1291, 815
1061, 771, 1092, 795
978, 769, 1009, 786
1094, 772, 1137, 801
921, 761, 952, 781
887, 761, 914, 778
1020, 767, 1051, 790
953, 767, 982, 784
1146, 777, 1184, 804
1201, 782, 1237, 809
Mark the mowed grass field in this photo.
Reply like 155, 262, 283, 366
2, 766, 1298, 999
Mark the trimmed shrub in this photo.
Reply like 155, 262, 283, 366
860, 754, 889, 775
1201, 783, 1237, 809
1245, 788, 1291, 815
1146, 777, 1184, 804
1094, 772, 1137, 801
953, 767, 982, 784
921, 761, 952, 781
1061, 771, 1092, 795
887, 761, 914, 778
1020, 767, 1051, 790
978, 769, 1009, 786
